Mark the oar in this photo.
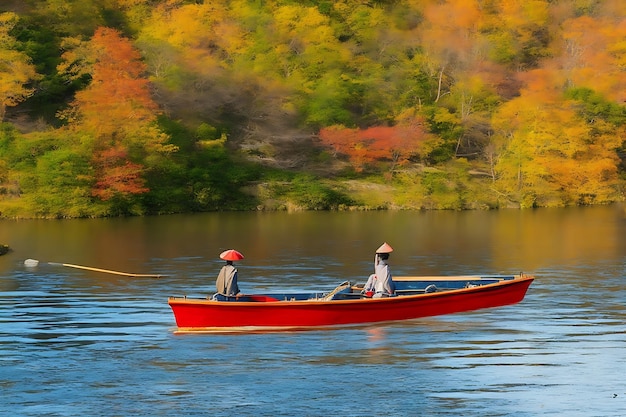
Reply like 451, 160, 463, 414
24, 259, 166, 278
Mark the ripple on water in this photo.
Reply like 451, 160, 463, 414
1, 245, 625, 416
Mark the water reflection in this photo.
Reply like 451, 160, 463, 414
0, 206, 625, 416
2, 205, 625, 278
366, 327, 386, 343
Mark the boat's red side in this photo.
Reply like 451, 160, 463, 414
168, 275, 534, 331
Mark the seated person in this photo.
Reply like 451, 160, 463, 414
363, 242, 395, 298
213, 249, 244, 299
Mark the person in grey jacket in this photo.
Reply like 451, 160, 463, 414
363, 242, 395, 298
214, 249, 244, 298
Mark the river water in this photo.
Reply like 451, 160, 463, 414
0, 206, 625, 416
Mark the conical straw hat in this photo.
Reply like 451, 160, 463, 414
376, 242, 393, 253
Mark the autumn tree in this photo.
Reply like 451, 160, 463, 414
58, 27, 176, 202
491, 69, 623, 207
480, 0, 552, 69
0, 12, 39, 121
557, 14, 626, 102
419, 0, 482, 101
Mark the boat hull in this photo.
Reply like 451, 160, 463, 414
168, 274, 534, 332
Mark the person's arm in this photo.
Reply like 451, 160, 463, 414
233, 269, 241, 295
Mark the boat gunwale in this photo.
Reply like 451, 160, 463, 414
392, 274, 517, 281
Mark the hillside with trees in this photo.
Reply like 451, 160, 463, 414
1, 0, 625, 218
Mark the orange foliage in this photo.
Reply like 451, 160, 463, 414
555, 14, 626, 101
73, 27, 158, 136
517, 67, 563, 102
421, 0, 481, 65
63, 27, 167, 200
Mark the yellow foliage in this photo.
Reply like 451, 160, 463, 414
0, 12, 39, 118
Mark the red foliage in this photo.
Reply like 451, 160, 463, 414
319, 117, 429, 171
91, 146, 149, 200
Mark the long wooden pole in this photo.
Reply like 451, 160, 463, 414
54, 263, 165, 278
42, 261, 165, 278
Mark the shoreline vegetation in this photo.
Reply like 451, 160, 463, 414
1, 1, 625, 219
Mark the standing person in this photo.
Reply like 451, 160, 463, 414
363, 242, 395, 298
214, 249, 244, 299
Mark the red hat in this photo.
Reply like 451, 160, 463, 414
219, 249, 244, 261
376, 242, 393, 253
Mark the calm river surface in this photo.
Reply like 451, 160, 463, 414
1, 206, 625, 416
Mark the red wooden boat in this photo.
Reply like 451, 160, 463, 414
168, 273, 534, 332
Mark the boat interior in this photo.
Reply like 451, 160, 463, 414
203, 275, 523, 302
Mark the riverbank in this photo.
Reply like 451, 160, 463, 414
1, 169, 624, 219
